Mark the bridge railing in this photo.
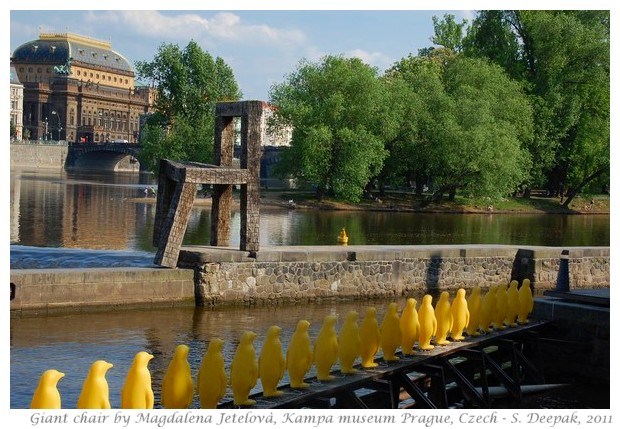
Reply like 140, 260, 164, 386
10, 139, 68, 146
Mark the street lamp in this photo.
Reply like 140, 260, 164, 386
51, 110, 62, 141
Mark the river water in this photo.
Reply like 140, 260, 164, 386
9, 168, 610, 269
9, 168, 610, 410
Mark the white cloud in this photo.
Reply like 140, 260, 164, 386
347, 48, 393, 70
84, 10, 306, 47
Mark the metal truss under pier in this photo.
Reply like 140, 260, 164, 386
220, 320, 548, 409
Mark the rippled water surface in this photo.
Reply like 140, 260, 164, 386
11, 298, 407, 409
9, 169, 610, 409
11, 299, 610, 410
10, 168, 610, 269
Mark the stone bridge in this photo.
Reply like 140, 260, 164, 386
64, 142, 285, 174
65, 142, 145, 171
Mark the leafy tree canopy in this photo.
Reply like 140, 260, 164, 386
135, 41, 242, 172
269, 55, 397, 202
463, 11, 610, 205
386, 50, 533, 201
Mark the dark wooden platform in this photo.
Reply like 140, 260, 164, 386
219, 320, 549, 409
543, 288, 610, 307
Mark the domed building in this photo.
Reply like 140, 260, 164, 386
11, 32, 155, 143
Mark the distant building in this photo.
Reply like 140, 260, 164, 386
231, 101, 292, 148
10, 32, 155, 143
10, 66, 24, 140
261, 102, 292, 147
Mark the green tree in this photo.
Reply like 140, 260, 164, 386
135, 41, 242, 172
431, 13, 468, 52
464, 11, 610, 206
386, 50, 533, 201
269, 55, 395, 202
375, 75, 424, 193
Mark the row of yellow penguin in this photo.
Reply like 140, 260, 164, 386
31, 279, 534, 409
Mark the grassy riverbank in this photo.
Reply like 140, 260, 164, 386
262, 190, 610, 214
133, 189, 609, 215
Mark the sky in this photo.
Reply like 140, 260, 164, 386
8, 7, 475, 101
7, 1, 618, 99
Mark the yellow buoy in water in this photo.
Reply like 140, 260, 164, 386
337, 227, 348, 245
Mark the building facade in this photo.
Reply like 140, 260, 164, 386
10, 66, 24, 140
11, 32, 155, 143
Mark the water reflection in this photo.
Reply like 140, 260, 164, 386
10, 169, 610, 264
10, 297, 408, 409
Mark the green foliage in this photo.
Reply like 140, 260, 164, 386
385, 52, 532, 200
135, 41, 242, 172
463, 11, 610, 204
431, 14, 468, 52
270, 55, 394, 202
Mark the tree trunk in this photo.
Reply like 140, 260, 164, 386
561, 165, 609, 208
448, 186, 457, 201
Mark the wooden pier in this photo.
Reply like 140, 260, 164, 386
219, 320, 548, 409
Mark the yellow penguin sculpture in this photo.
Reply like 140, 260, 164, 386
450, 288, 470, 341
121, 351, 154, 409
286, 320, 313, 388
230, 330, 259, 406
197, 338, 227, 409
465, 286, 482, 337
418, 294, 437, 350
399, 298, 420, 355
259, 326, 286, 397
517, 278, 534, 324
338, 311, 361, 374
434, 291, 453, 345
505, 280, 520, 327
493, 284, 509, 330
30, 369, 65, 409
77, 360, 113, 409
313, 315, 339, 381
380, 302, 402, 361
359, 307, 381, 368
161, 344, 194, 409
479, 285, 498, 334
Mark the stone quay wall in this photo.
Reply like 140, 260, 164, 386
10, 267, 195, 317
10, 142, 68, 169
10, 246, 609, 314
179, 245, 610, 306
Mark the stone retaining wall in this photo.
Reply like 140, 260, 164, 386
10, 246, 609, 314
10, 267, 195, 317
180, 245, 610, 306
10, 143, 68, 169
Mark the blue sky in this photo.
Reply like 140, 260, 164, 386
8, 7, 478, 100
8, 2, 616, 100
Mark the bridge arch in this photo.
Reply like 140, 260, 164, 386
66, 143, 144, 172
